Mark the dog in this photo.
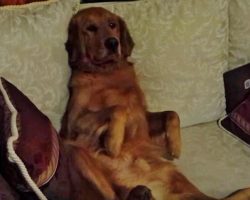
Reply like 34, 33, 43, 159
60, 7, 181, 160
57, 7, 250, 200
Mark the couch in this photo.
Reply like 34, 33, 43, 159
0, 0, 249, 199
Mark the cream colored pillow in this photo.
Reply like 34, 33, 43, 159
229, 0, 250, 69
80, 0, 228, 127
0, 0, 78, 130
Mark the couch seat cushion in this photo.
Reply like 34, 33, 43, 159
177, 122, 250, 198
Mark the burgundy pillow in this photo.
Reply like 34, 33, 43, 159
223, 63, 250, 113
0, 77, 59, 198
230, 95, 250, 135
219, 97, 250, 146
219, 63, 250, 146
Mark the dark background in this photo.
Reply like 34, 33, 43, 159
80, 0, 137, 3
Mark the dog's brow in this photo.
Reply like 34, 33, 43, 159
107, 16, 116, 21
83, 14, 101, 24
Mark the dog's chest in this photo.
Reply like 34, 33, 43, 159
81, 72, 144, 111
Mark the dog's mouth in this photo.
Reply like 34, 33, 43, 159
93, 57, 118, 65
86, 52, 120, 66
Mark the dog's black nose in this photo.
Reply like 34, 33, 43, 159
105, 37, 119, 52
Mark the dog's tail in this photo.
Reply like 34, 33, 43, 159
221, 188, 250, 200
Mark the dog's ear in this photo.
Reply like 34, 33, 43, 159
65, 17, 77, 64
65, 16, 85, 69
119, 17, 134, 58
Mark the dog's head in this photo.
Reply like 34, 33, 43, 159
66, 7, 134, 71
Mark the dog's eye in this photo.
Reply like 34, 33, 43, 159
87, 25, 98, 32
109, 22, 116, 29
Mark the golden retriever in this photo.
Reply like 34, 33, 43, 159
56, 7, 250, 200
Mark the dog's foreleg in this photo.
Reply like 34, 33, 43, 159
105, 106, 127, 157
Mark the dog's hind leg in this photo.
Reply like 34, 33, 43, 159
147, 111, 181, 159
222, 188, 250, 200
70, 145, 116, 200
167, 170, 250, 200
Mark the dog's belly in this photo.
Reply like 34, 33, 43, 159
96, 152, 176, 200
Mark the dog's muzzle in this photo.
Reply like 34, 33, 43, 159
105, 37, 119, 53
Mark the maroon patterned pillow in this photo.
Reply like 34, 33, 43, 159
223, 63, 250, 113
218, 63, 250, 146
0, 77, 59, 198
219, 99, 250, 146
230, 95, 250, 135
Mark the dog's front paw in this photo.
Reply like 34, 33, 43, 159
127, 185, 153, 200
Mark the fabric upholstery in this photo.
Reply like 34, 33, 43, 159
177, 122, 250, 198
0, 0, 78, 130
229, 0, 250, 69
80, 0, 228, 127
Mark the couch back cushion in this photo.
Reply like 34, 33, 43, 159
0, 0, 78, 130
229, 0, 250, 69
80, 0, 228, 127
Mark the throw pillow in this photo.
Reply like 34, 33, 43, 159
223, 63, 250, 113
218, 95, 250, 146
218, 64, 250, 146
0, 77, 59, 200
230, 95, 250, 135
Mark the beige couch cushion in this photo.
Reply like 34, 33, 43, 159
0, 0, 78, 130
80, 0, 228, 127
177, 122, 250, 198
229, 0, 250, 69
